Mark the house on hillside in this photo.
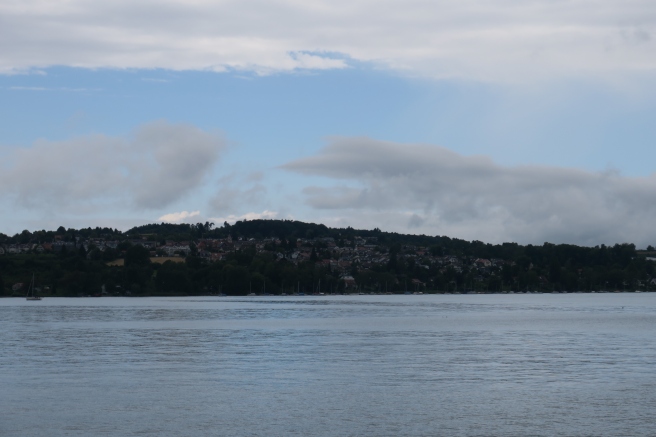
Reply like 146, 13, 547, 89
475, 258, 492, 267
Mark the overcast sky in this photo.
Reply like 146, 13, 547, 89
2, 0, 656, 246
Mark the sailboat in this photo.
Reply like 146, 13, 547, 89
25, 273, 42, 301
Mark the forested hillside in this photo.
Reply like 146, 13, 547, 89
0, 220, 653, 296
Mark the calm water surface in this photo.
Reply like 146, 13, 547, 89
2, 294, 656, 436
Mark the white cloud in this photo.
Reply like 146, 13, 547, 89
209, 180, 266, 213
129, 121, 225, 208
158, 210, 201, 223
208, 172, 269, 216
1, 0, 655, 82
210, 210, 279, 225
0, 120, 226, 212
281, 137, 656, 246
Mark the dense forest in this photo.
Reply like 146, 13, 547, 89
0, 220, 654, 296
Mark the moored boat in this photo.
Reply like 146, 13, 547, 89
25, 273, 42, 301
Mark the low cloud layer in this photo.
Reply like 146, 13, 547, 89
282, 137, 656, 246
0, 121, 225, 212
2, 0, 655, 82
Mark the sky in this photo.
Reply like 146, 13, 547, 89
2, 0, 656, 246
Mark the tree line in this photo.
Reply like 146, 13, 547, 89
0, 220, 654, 296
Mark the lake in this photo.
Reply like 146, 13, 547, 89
2, 294, 655, 436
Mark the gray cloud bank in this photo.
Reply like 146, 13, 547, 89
282, 138, 656, 246
2, 0, 655, 81
1, 121, 225, 212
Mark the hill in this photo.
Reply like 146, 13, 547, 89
0, 219, 652, 296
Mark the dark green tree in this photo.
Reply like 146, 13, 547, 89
124, 245, 151, 268
156, 261, 191, 294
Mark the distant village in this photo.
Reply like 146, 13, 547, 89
5, 233, 644, 294
2, 220, 653, 295
1, 232, 522, 293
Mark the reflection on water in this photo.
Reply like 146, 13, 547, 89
2, 294, 656, 436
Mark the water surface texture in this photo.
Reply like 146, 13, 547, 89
2, 294, 655, 436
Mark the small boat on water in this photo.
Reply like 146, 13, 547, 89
25, 273, 42, 301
